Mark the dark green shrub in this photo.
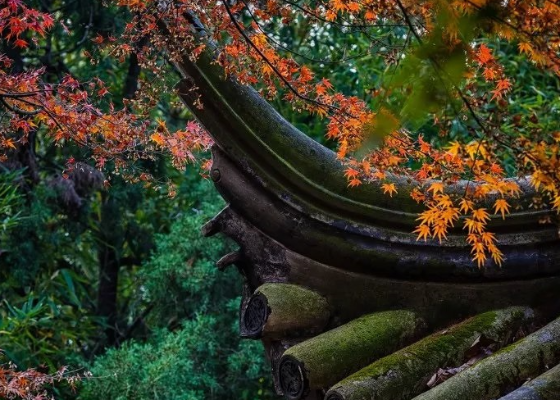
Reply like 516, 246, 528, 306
80, 179, 274, 400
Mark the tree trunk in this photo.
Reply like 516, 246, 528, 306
96, 192, 122, 346
95, 43, 143, 346
97, 243, 119, 344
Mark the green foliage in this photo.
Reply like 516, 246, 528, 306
80, 311, 272, 400
0, 170, 23, 241
79, 178, 274, 400
139, 184, 232, 325
1, 3, 270, 396
1, 1, 271, 398
0, 174, 101, 370
0, 288, 99, 370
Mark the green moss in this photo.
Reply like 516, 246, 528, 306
327, 307, 533, 400
412, 315, 560, 400
256, 283, 329, 317
252, 283, 331, 337
282, 310, 424, 388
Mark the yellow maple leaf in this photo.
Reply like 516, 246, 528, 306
552, 195, 560, 211
464, 218, 483, 234
3, 138, 16, 149
472, 208, 490, 222
428, 182, 445, 195
414, 224, 431, 241
489, 245, 504, 266
410, 188, 426, 203
465, 141, 487, 160
440, 207, 460, 225
416, 208, 438, 225
435, 194, 453, 208
432, 222, 448, 242
518, 42, 533, 55
446, 141, 461, 157
472, 250, 487, 268
155, 118, 167, 132
480, 230, 492, 242
493, 198, 510, 219
459, 198, 474, 214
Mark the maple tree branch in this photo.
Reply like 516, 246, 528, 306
279, 0, 406, 29
278, 0, 404, 52
394, 0, 499, 147
392, 0, 521, 190
0, 97, 42, 116
0, 90, 50, 98
394, 0, 423, 43
222, 0, 351, 118
461, 0, 560, 72
238, 0, 372, 65
23, 5, 95, 60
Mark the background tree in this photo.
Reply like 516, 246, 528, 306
79, 177, 273, 400
0, 1, 272, 398
4, 1, 560, 267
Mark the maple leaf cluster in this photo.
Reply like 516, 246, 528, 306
0, 360, 83, 400
0, 0, 54, 49
0, 0, 212, 189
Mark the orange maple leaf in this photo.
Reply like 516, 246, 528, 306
476, 44, 493, 64
381, 182, 397, 197
348, 177, 362, 187
13, 38, 28, 48
344, 168, 360, 179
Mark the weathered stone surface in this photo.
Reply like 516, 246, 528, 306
278, 310, 425, 399
325, 307, 533, 400
412, 315, 560, 400
498, 362, 560, 400
171, 37, 560, 280
285, 251, 560, 328
241, 283, 330, 339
